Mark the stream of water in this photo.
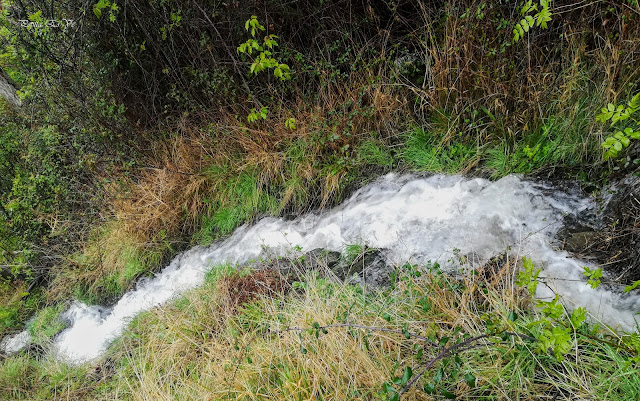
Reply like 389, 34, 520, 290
3, 173, 640, 364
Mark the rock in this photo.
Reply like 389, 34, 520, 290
331, 248, 393, 287
564, 231, 596, 253
0, 69, 21, 107
565, 172, 640, 283
303, 248, 341, 271
258, 247, 393, 288
265, 249, 341, 279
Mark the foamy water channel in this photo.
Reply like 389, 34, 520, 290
2, 173, 639, 363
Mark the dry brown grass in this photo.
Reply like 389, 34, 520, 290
114, 278, 411, 400
113, 70, 406, 239
113, 135, 214, 239
45, 74, 407, 302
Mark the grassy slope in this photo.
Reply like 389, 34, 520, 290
2, 254, 639, 400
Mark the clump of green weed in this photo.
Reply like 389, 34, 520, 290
402, 127, 477, 173
27, 304, 67, 346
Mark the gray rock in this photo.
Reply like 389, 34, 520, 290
0, 69, 21, 107
303, 248, 341, 271
564, 231, 596, 253
332, 248, 393, 287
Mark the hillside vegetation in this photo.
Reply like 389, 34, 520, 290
1, 0, 640, 399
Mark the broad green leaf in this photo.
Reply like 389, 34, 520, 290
400, 366, 413, 386
464, 373, 476, 388
613, 140, 623, 151
424, 383, 435, 394
433, 367, 443, 384
570, 307, 587, 328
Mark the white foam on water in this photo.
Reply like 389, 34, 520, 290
0, 330, 31, 354
8, 173, 640, 363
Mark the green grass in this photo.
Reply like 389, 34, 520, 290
27, 304, 67, 346
0, 287, 44, 337
68, 238, 168, 305
356, 139, 395, 167
484, 110, 602, 178
401, 127, 478, 173
196, 169, 279, 244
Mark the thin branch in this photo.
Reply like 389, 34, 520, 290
399, 331, 536, 397
269, 322, 440, 347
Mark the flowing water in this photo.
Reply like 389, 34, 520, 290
3, 173, 640, 363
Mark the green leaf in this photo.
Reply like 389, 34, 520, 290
570, 307, 587, 329
582, 267, 603, 289
464, 373, 476, 388
93, 0, 109, 18
516, 257, 541, 296
525, 15, 535, 26
624, 280, 640, 293
424, 383, 435, 394
433, 368, 443, 384
442, 389, 457, 399
400, 366, 413, 386
613, 141, 623, 152
285, 118, 296, 130
383, 382, 398, 401
402, 324, 411, 339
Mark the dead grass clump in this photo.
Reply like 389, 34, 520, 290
113, 135, 213, 240
217, 269, 289, 314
